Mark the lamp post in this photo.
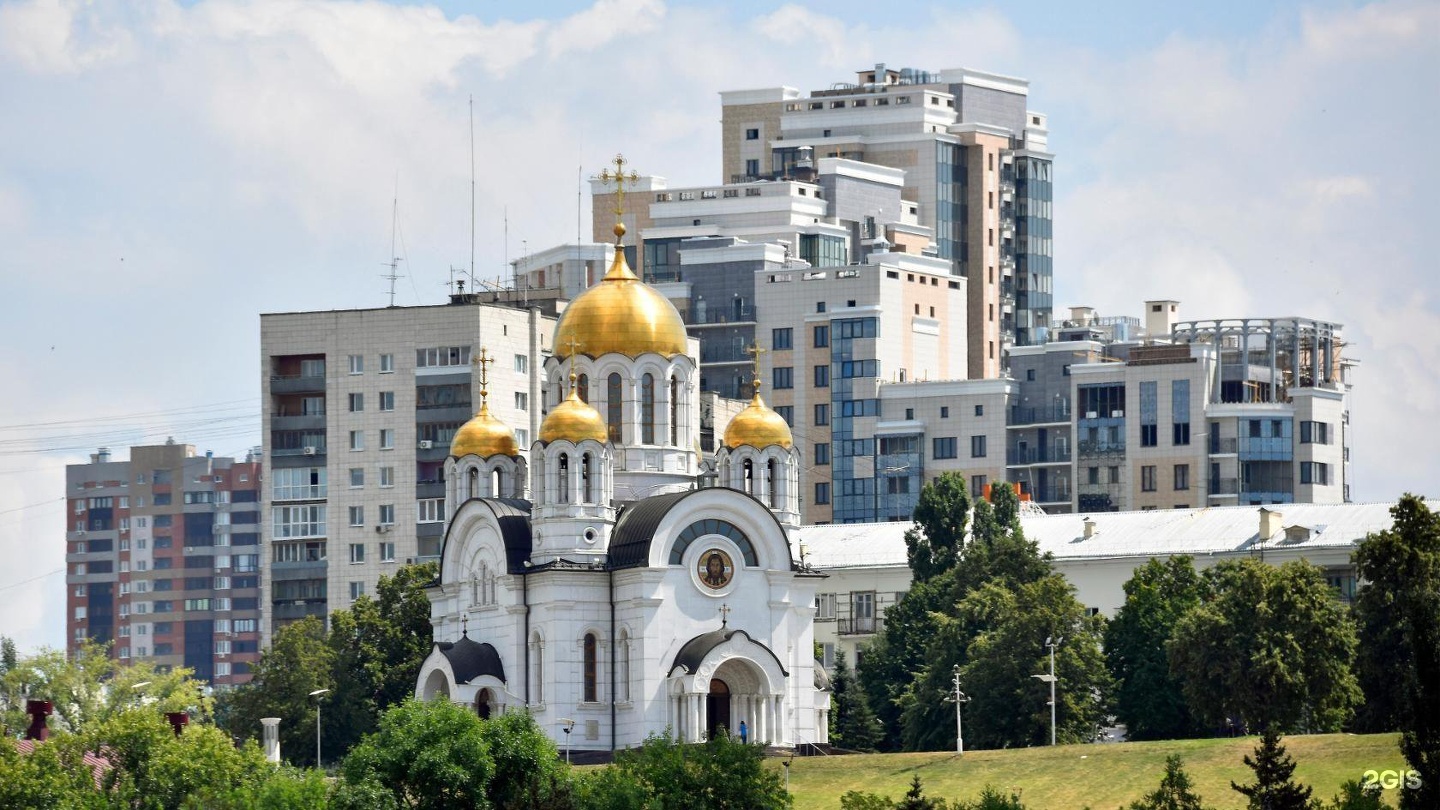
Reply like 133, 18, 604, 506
308, 689, 330, 767
945, 666, 970, 754
560, 718, 575, 765
1031, 636, 1061, 745
130, 681, 151, 709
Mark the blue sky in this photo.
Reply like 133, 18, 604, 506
0, 0, 1435, 654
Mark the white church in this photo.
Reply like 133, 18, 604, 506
414, 219, 829, 752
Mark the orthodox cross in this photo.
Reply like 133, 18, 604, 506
472, 347, 493, 404
563, 336, 585, 393
745, 342, 767, 393
461, 614, 469, 637
595, 153, 641, 240
718, 603, 731, 627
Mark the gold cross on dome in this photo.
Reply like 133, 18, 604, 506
745, 342, 766, 393
596, 153, 641, 221
719, 603, 731, 626
472, 347, 493, 402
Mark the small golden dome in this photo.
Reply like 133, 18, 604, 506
723, 393, 794, 450
450, 402, 520, 458
539, 388, 609, 444
552, 248, 688, 360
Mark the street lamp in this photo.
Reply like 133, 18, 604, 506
944, 666, 970, 754
308, 689, 330, 767
1031, 636, 1061, 745
559, 718, 575, 765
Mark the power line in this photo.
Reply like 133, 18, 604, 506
0, 568, 66, 593
0, 497, 64, 517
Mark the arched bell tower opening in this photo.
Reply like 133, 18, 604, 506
475, 688, 493, 720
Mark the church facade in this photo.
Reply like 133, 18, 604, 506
414, 218, 829, 752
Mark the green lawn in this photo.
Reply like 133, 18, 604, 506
775, 734, 1403, 810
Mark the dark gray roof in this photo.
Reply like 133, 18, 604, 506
670, 628, 788, 677
439, 498, 533, 581
608, 491, 693, 569
437, 634, 506, 685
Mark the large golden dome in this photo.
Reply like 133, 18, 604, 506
723, 393, 794, 450
552, 241, 688, 360
539, 388, 609, 444
450, 402, 520, 458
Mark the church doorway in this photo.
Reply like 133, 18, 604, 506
705, 678, 731, 739
475, 688, 493, 720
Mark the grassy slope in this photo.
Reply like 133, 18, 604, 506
777, 734, 1402, 810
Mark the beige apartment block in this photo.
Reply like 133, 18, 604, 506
259, 301, 554, 643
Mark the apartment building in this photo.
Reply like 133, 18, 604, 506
721, 64, 1056, 375
259, 300, 554, 642
65, 443, 262, 687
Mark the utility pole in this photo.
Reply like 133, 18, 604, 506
1032, 636, 1062, 745
945, 665, 970, 754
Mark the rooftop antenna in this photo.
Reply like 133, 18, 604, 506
469, 94, 476, 290
382, 176, 404, 307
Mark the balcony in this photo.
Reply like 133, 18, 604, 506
415, 481, 446, 500
689, 305, 757, 327
1208, 437, 1239, 455
700, 345, 755, 364
273, 601, 326, 621
1008, 446, 1072, 465
837, 616, 883, 636
269, 374, 326, 395
272, 445, 327, 458
1208, 478, 1240, 496
1008, 401, 1072, 426
1077, 440, 1126, 458
1026, 485, 1071, 505
270, 414, 326, 432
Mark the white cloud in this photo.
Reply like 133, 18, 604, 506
0, 0, 134, 74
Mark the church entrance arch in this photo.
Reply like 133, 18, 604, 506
475, 688, 493, 720
705, 679, 731, 739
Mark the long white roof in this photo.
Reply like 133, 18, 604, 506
798, 502, 1399, 570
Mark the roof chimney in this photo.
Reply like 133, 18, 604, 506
1259, 508, 1283, 541
1082, 518, 1097, 540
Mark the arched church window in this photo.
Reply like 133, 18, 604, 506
767, 458, 778, 508
491, 468, 502, 498
606, 373, 623, 443
641, 373, 656, 444
583, 633, 598, 703
577, 373, 589, 403
530, 632, 544, 705
581, 453, 593, 503
743, 458, 754, 494
468, 467, 479, 500
557, 454, 570, 502
669, 375, 679, 446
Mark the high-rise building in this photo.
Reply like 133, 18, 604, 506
721, 64, 1055, 376
258, 300, 555, 642
65, 443, 262, 687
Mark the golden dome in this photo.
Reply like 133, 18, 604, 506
552, 244, 688, 360
723, 393, 794, 450
450, 402, 520, 458
539, 388, 609, 444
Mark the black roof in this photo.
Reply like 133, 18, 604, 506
670, 628, 788, 677
440, 498, 534, 580
437, 634, 506, 685
607, 491, 693, 569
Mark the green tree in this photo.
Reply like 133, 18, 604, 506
906, 472, 972, 583
1230, 730, 1315, 810
896, 775, 946, 810
1321, 780, 1384, 810
479, 711, 573, 809
857, 574, 950, 751
1128, 754, 1211, 810
1168, 558, 1360, 733
219, 616, 334, 767
830, 652, 882, 751
1106, 557, 1210, 740
1352, 494, 1440, 810
340, 698, 495, 810
326, 562, 437, 757
607, 731, 790, 810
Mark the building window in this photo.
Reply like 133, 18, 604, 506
348, 506, 364, 527
1300, 421, 1330, 444
379, 467, 394, 487
349, 468, 364, 488
348, 393, 363, 412
775, 405, 793, 425
970, 435, 987, 458
379, 391, 395, 411
640, 373, 655, 444
815, 593, 836, 620
1141, 465, 1157, 492
745, 159, 759, 177
606, 373, 623, 443
773, 367, 793, 390
851, 592, 876, 633
814, 443, 830, 465
379, 353, 394, 373
380, 429, 395, 450
514, 354, 528, 374
814, 325, 829, 347
933, 437, 958, 459
514, 391, 528, 412
349, 431, 363, 451
814, 482, 831, 504
939, 406, 950, 418
349, 543, 365, 564
378, 504, 395, 525
1174, 464, 1190, 491
745, 128, 759, 140
814, 403, 829, 426
348, 355, 363, 375
379, 541, 396, 562
971, 475, 987, 494
350, 581, 365, 601
1141, 425, 1158, 447
1301, 462, 1331, 485
583, 633, 599, 703
772, 328, 793, 350
417, 498, 444, 523
1173, 422, 1191, 446
814, 365, 829, 387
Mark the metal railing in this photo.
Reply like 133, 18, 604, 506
1008, 446, 1072, 465
837, 616, 883, 636
1208, 478, 1240, 495
1208, 437, 1239, 454
1077, 440, 1126, 457
1009, 402, 1072, 426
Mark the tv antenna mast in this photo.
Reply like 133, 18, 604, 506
382, 183, 404, 307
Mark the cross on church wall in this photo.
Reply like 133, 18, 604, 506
719, 603, 731, 626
